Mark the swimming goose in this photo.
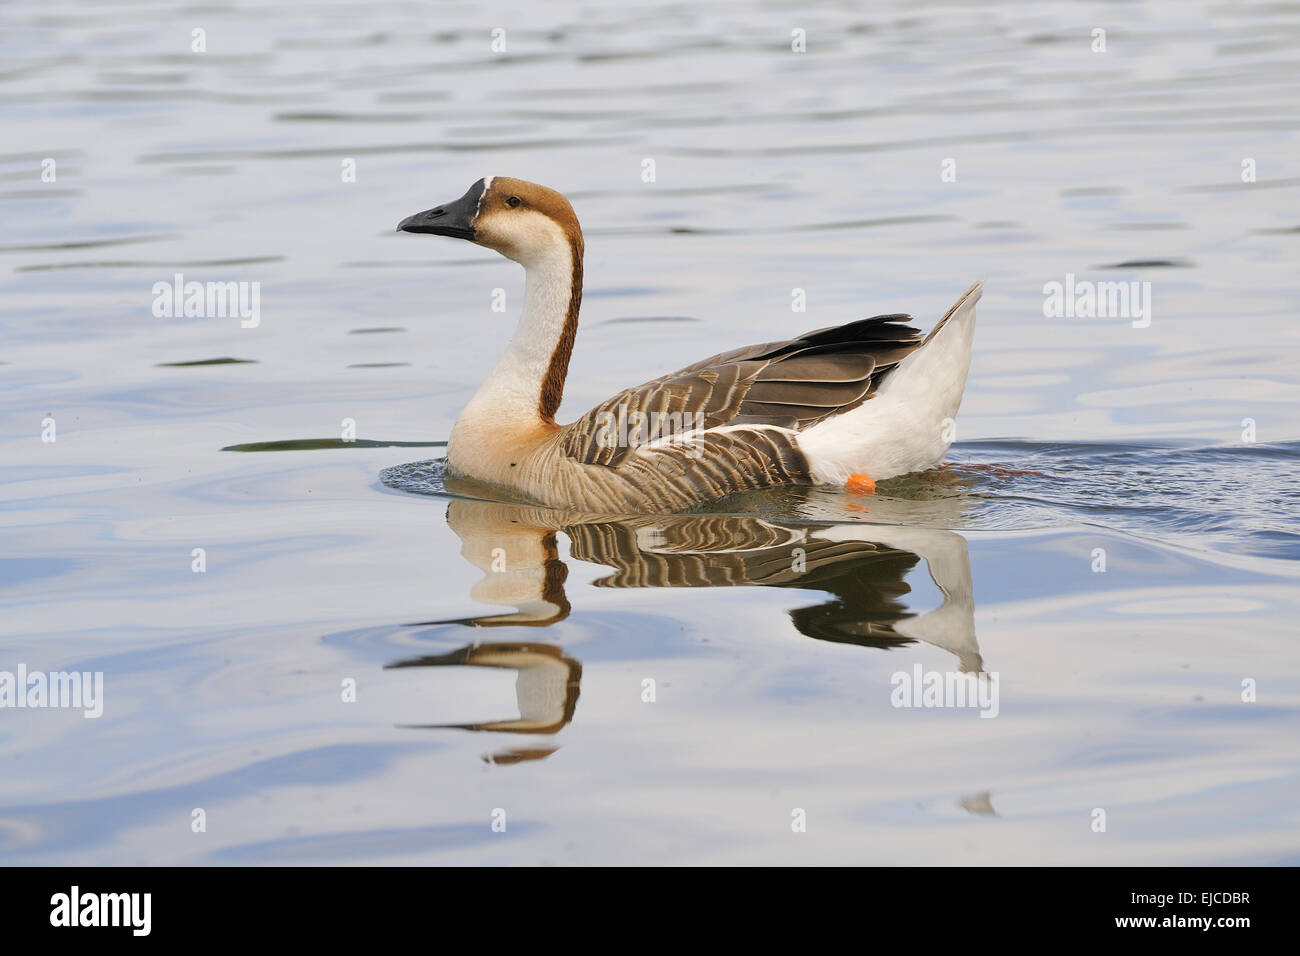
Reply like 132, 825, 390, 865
397, 177, 982, 513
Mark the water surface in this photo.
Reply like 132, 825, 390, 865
2, 0, 1299, 864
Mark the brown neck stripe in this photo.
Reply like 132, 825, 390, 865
537, 235, 583, 424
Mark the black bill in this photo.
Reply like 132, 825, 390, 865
396, 178, 486, 240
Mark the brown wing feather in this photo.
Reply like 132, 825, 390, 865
562, 313, 922, 466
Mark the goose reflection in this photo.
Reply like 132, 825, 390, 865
387, 643, 581, 765
387, 490, 981, 763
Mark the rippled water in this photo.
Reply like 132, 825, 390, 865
2, 0, 1299, 864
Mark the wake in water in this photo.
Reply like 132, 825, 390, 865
381, 440, 1300, 561
947, 440, 1300, 560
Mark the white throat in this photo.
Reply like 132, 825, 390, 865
500, 241, 574, 402
449, 237, 577, 455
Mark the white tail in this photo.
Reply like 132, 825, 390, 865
798, 281, 982, 484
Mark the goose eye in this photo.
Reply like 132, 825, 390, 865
506, 196, 521, 208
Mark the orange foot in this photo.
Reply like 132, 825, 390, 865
845, 473, 876, 495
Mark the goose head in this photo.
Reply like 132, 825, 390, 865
397, 176, 582, 266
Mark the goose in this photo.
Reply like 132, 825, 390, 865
397, 176, 982, 513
